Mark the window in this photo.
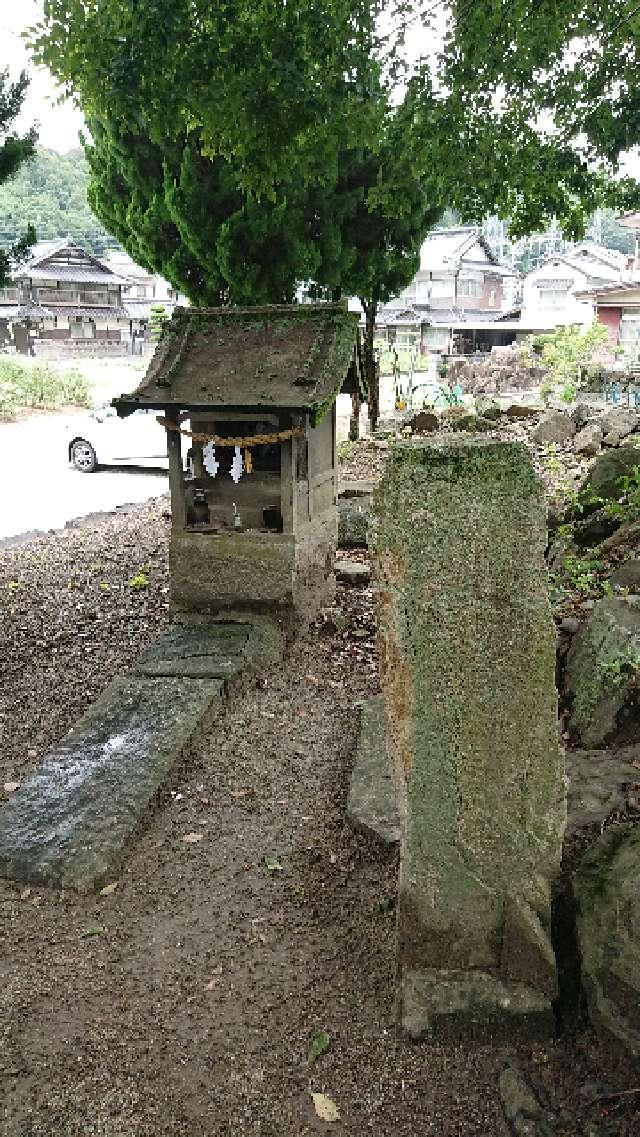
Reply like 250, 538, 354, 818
458, 277, 483, 298
135, 285, 148, 298
430, 277, 454, 298
538, 288, 568, 311
70, 318, 95, 340
619, 316, 640, 350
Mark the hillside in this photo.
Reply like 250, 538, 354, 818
0, 147, 119, 255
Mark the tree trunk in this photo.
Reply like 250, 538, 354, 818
349, 389, 361, 441
361, 299, 379, 433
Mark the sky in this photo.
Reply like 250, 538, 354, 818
2, 1, 85, 152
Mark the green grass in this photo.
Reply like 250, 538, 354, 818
0, 357, 92, 419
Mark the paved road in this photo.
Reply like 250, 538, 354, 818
0, 412, 168, 544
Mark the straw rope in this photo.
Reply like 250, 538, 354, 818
157, 416, 305, 448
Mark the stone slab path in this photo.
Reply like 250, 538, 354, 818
0, 620, 277, 891
347, 696, 400, 845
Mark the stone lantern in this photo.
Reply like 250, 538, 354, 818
113, 304, 364, 621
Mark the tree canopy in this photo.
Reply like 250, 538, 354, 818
0, 69, 38, 286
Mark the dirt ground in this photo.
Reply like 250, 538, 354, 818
0, 500, 638, 1136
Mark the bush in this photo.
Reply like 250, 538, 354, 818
0, 358, 91, 418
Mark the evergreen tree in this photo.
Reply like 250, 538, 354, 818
0, 69, 38, 286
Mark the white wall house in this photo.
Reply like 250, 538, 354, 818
520, 244, 629, 330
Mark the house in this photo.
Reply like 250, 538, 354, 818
575, 280, 640, 360
375, 226, 519, 354
0, 239, 189, 357
101, 250, 189, 334
519, 243, 629, 331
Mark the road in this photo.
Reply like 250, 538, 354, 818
0, 411, 169, 544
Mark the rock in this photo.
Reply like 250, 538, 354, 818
572, 506, 622, 548
609, 559, 640, 591
574, 824, 640, 1057
600, 407, 639, 439
573, 424, 603, 457
505, 404, 541, 420
581, 445, 640, 504
499, 1066, 558, 1136
346, 696, 400, 846
602, 431, 622, 448
319, 606, 347, 634
335, 558, 371, 586
566, 595, 640, 747
338, 494, 371, 547
532, 411, 577, 446
402, 971, 554, 1042
565, 749, 640, 834
339, 479, 375, 498
572, 402, 595, 430
409, 410, 439, 433
372, 437, 565, 1037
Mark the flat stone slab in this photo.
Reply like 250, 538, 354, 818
335, 558, 371, 586
402, 969, 554, 1042
566, 749, 640, 834
347, 697, 400, 845
0, 674, 223, 891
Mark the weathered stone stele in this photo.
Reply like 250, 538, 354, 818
371, 436, 566, 1039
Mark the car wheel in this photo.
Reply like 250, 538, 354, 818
71, 439, 98, 472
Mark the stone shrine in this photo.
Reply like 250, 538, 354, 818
114, 304, 363, 621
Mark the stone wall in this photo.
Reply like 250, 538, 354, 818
446, 347, 545, 394
372, 436, 566, 1038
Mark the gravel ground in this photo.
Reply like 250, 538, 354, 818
1, 496, 639, 1136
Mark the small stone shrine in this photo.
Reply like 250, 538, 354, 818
372, 437, 566, 1039
114, 304, 363, 620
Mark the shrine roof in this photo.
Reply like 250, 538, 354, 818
113, 304, 363, 422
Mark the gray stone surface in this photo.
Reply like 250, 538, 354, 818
581, 445, 640, 503
499, 1067, 558, 1137
575, 824, 640, 1058
402, 970, 554, 1041
132, 620, 252, 679
0, 674, 223, 891
565, 749, 640, 834
532, 411, 576, 445
573, 424, 603, 457
600, 407, 639, 439
338, 494, 371, 547
346, 696, 400, 845
566, 595, 640, 747
372, 437, 565, 1036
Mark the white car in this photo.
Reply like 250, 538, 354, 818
67, 406, 169, 472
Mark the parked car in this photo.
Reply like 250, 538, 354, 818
66, 406, 169, 472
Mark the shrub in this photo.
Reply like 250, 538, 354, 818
0, 358, 91, 418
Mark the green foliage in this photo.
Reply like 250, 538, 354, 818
0, 69, 38, 285
149, 304, 168, 341
0, 147, 117, 255
0, 358, 90, 419
520, 323, 610, 403
127, 571, 149, 590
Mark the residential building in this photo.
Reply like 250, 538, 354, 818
519, 243, 629, 331
0, 239, 188, 357
575, 280, 640, 360
375, 226, 519, 354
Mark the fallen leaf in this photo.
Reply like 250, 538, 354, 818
80, 925, 105, 938
182, 832, 203, 844
308, 1031, 331, 1064
19, 887, 31, 900
264, 854, 283, 873
31, 896, 42, 907
204, 978, 219, 991
310, 1092, 340, 1122
99, 882, 118, 896
3, 781, 20, 794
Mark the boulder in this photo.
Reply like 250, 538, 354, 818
565, 749, 640, 834
450, 413, 479, 431
532, 411, 577, 446
574, 824, 640, 1057
581, 445, 640, 505
504, 404, 541, 420
475, 397, 502, 420
566, 596, 640, 746
409, 410, 439, 434
600, 407, 639, 439
572, 403, 596, 430
573, 424, 603, 457
609, 559, 640, 591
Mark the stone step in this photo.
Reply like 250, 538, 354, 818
0, 620, 278, 891
335, 558, 371, 586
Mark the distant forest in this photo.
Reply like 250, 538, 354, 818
0, 147, 119, 255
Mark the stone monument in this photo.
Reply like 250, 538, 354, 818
371, 436, 566, 1038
